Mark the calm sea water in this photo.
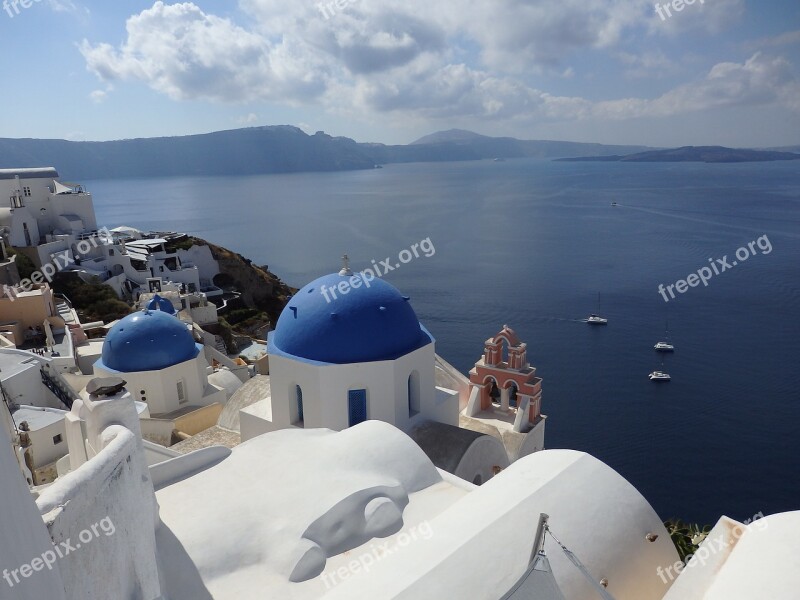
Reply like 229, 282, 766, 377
85, 158, 800, 524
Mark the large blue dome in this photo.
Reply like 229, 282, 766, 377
99, 310, 200, 373
270, 272, 432, 364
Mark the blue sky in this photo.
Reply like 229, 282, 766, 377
0, 0, 798, 146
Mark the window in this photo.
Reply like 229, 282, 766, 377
177, 381, 186, 404
348, 389, 368, 427
408, 372, 420, 417
23, 186, 31, 197
108, 249, 115, 256
295, 385, 304, 426
52, 434, 63, 445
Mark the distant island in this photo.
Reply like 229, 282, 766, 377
0, 128, 798, 179
0, 128, 653, 180
555, 146, 800, 163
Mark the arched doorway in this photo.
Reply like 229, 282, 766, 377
486, 376, 500, 407
507, 381, 519, 408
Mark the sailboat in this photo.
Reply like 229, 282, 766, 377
587, 292, 607, 325
654, 319, 674, 352
649, 358, 671, 381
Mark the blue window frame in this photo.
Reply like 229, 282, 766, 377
348, 389, 367, 427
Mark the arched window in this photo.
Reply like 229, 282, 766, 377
295, 385, 304, 426
408, 371, 420, 417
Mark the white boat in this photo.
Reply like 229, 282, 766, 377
611, 201, 618, 207
587, 314, 608, 325
655, 319, 674, 352
587, 293, 607, 324
649, 370, 671, 381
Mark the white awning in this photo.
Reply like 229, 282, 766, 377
53, 180, 74, 195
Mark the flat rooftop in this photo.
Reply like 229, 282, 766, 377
0, 352, 40, 380
0, 168, 58, 180
12, 406, 66, 431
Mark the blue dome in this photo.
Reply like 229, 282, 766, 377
270, 272, 431, 364
100, 310, 200, 372
146, 294, 175, 315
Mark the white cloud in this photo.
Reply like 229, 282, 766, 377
79, 1, 798, 129
648, 0, 745, 35
79, 1, 327, 104
745, 29, 800, 51
47, 0, 89, 18
89, 89, 108, 103
616, 51, 681, 78
237, 113, 260, 124
594, 53, 800, 119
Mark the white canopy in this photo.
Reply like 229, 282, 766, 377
53, 180, 74, 195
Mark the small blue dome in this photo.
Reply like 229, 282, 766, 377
100, 310, 199, 372
146, 294, 175, 315
270, 273, 431, 364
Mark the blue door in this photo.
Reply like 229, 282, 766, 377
348, 389, 367, 427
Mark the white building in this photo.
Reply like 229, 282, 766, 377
0, 291, 797, 600
0, 167, 221, 301
0, 168, 98, 265
92, 307, 228, 416
248, 268, 457, 435
10, 405, 67, 480
0, 385, 686, 600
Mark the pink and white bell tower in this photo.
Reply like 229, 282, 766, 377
462, 325, 546, 460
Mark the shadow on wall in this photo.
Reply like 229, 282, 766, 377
155, 524, 214, 600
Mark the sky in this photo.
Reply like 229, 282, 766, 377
0, 0, 798, 147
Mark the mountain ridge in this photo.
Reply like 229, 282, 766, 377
0, 127, 796, 179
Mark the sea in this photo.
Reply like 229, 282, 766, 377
85, 158, 800, 525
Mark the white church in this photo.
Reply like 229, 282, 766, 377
92, 299, 228, 415
236, 259, 546, 485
